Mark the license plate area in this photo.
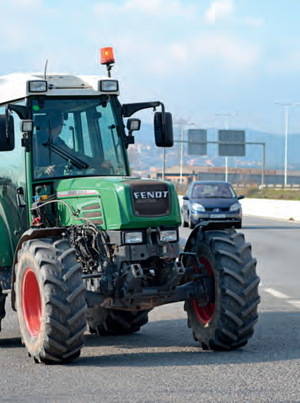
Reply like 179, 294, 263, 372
210, 214, 226, 219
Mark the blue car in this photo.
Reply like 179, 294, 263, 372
181, 181, 244, 229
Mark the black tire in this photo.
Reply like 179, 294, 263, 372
184, 229, 260, 351
181, 209, 188, 227
235, 220, 242, 229
87, 307, 149, 336
0, 285, 7, 332
15, 238, 87, 364
188, 214, 195, 229
182, 218, 188, 228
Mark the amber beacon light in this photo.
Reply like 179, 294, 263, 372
100, 47, 115, 77
100, 47, 115, 65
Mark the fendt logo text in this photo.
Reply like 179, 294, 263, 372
133, 191, 169, 200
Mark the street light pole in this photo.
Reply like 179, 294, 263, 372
283, 105, 289, 187
179, 124, 184, 184
162, 148, 166, 181
275, 102, 300, 187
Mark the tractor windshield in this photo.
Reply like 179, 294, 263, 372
31, 97, 128, 179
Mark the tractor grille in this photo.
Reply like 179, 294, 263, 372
128, 181, 170, 217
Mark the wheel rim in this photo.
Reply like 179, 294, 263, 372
22, 268, 42, 337
192, 256, 215, 324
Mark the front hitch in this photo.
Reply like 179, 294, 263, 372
84, 265, 214, 311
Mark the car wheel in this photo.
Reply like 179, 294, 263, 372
189, 214, 195, 229
236, 220, 242, 229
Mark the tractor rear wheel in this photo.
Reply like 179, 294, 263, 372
184, 229, 260, 350
15, 238, 86, 364
87, 307, 149, 336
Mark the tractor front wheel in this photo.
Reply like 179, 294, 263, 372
15, 238, 86, 364
184, 229, 260, 350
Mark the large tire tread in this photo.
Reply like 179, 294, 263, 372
16, 238, 86, 364
185, 229, 260, 351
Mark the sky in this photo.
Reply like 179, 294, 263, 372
1, 0, 300, 134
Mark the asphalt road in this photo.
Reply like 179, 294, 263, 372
1, 216, 300, 402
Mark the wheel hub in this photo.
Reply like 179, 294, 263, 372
22, 268, 42, 337
192, 256, 216, 324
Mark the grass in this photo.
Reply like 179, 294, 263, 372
236, 187, 300, 200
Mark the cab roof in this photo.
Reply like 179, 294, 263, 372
0, 73, 117, 105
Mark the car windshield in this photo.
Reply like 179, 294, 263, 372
191, 183, 235, 199
32, 97, 127, 179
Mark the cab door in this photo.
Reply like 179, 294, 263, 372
0, 104, 28, 267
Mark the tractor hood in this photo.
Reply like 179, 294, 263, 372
55, 176, 181, 229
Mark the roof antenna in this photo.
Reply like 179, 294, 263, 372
44, 59, 48, 80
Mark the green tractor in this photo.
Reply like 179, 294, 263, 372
0, 48, 260, 364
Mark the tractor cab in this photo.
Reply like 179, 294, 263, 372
0, 48, 175, 234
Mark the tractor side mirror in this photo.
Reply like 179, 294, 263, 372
154, 111, 173, 147
0, 114, 15, 151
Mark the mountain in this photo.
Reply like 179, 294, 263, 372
129, 123, 300, 171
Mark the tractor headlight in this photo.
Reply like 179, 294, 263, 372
27, 80, 47, 93
191, 203, 205, 212
160, 230, 177, 242
98, 79, 119, 93
124, 231, 143, 244
229, 202, 241, 212
21, 119, 33, 132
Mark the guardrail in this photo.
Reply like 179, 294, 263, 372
235, 184, 300, 189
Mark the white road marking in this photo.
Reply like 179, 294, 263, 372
264, 288, 300, 310
264, 288, 290, 299
287, 300, 300, 309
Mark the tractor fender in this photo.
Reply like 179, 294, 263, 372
11, 227, 67, 310
184, 220, 238, 252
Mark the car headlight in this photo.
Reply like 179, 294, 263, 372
160, 230, 177, 242
124, 232, 143, 244
191, 203, 205, 212
229, 202, 241, 212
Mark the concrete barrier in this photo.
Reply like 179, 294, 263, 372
178, 195, 300, 222
240, 198, 300, 222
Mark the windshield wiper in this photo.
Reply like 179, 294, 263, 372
196, 196, 231, 199
196, 196, 218, 198
43, 142, 89, 170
